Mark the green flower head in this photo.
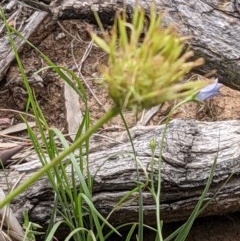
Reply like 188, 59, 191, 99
91, 6, 210, 111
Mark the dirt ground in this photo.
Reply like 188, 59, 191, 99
2, 13, 240, 241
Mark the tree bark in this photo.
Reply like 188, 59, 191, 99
3, 119, 240, 226
0, 10, 48, 80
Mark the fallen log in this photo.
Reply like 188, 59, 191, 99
2, 119, 240, 226
15, 0, 240, 91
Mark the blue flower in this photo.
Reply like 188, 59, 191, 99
196, 78, 223, 101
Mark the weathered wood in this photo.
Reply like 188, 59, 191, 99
3, 119, 240, 226
15, 0, 240, 91
0, 8, 48, 80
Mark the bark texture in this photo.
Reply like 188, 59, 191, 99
0, 10, 48, 80
3, 119, 240, 226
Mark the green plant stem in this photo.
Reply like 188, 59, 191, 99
120, 111, 143, 241
0, 107, 119, 208
155, 97, 192, 241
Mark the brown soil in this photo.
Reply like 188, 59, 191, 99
1, 15, 240, 241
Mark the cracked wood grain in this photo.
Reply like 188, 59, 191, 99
3, 119, 240, 226
0, 10, 48, 80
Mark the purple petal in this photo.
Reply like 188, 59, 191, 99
196, 78, 223, 101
